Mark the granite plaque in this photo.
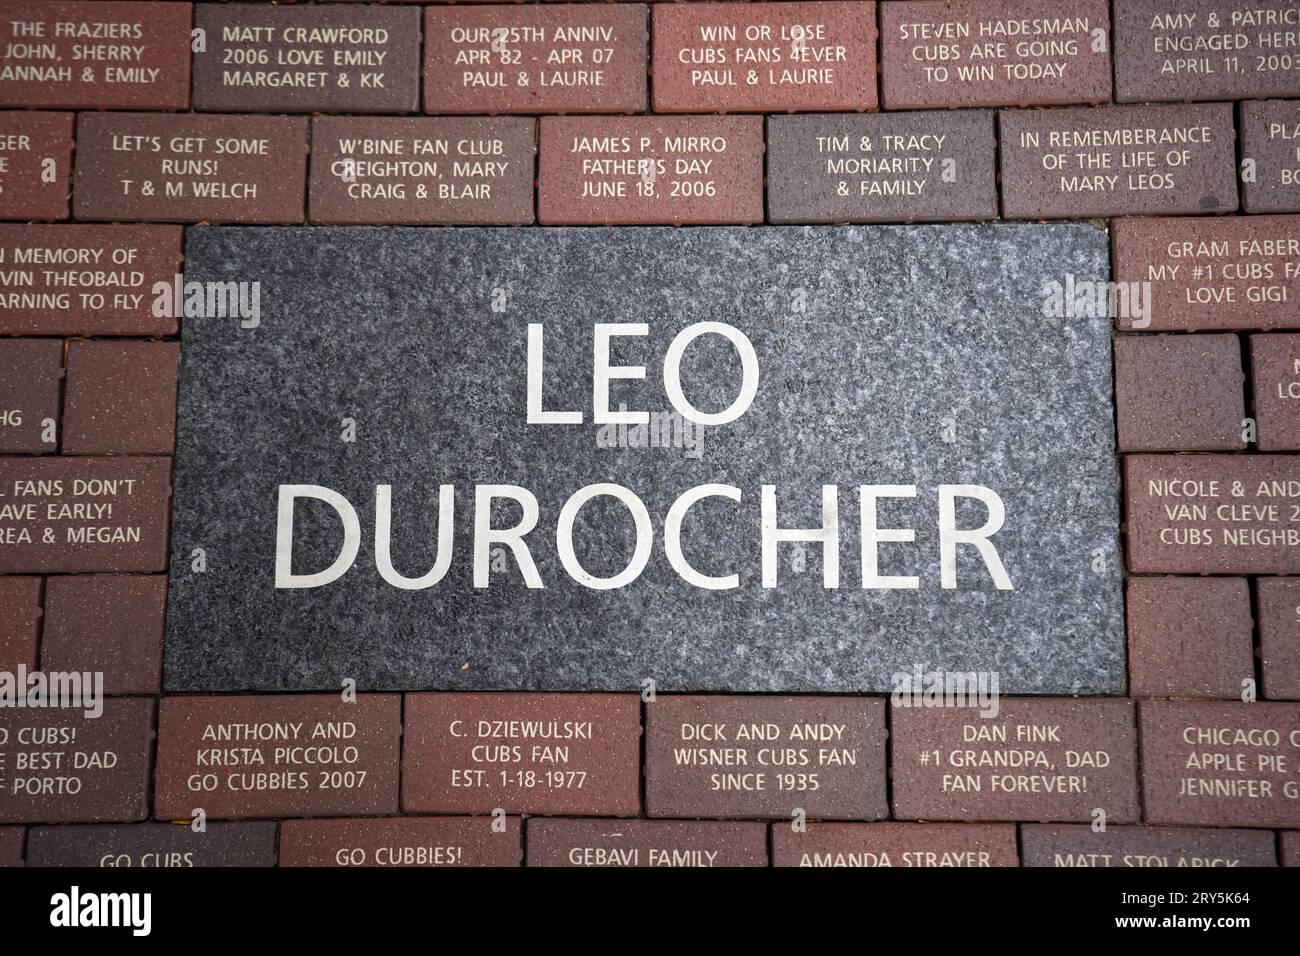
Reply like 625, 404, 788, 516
166, 225, 1123, 693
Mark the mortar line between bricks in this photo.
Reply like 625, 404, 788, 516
1247, 576, 1265, 701
1133, 698, 1148, 825
638, 694, 647, 821
1108, 299, 1131, 702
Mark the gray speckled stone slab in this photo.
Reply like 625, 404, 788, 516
167, 225, 1123, 693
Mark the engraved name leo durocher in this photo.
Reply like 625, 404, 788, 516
273, 319, 1013, 595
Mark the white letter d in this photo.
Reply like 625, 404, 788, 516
275, 484, 360, 588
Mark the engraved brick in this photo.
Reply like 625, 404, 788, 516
402, 693, 640, 816
1111, 216, 1300, 332
766, 111, 997, 224
0, 698, 153, 824
999, 104, 1237, 220
772, 822, 1018, 867
1020, 824, 1277, 867
26, 821, 277, 867
0, 826, 20, 866
1283, 830, 1300, 865
645, 696, 887, 820
0, 224, 182, 337
63, 341, 179, 455
538, 115, 763, 225
1258, 577, 1300, 700
193, 4, 421, 114
652, 1, 876, 113
527, 818, 766, 867
1114, 334, 1245, 452
1114, 0, 1300, 103
880, 0, 1112, 109
0, 456, 171, 573
1252, 334, 1300, 451
0, 340, 62, 454
1125, 455, 1300, 574
423, 5, 647, 114
308, 116, 536, 226
0, 112, 72, 221
154, 694, 402, 820
0, 577, 40, 671
280, 817, 521, 867
891, 699, 1139, 823
0, 1, 191, 110
1243, 101, 1300, 215
74, 113, 309, 224
1139, 700, 1300, 828
1126, 577, 1254, 700
41, 575, 166, 696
